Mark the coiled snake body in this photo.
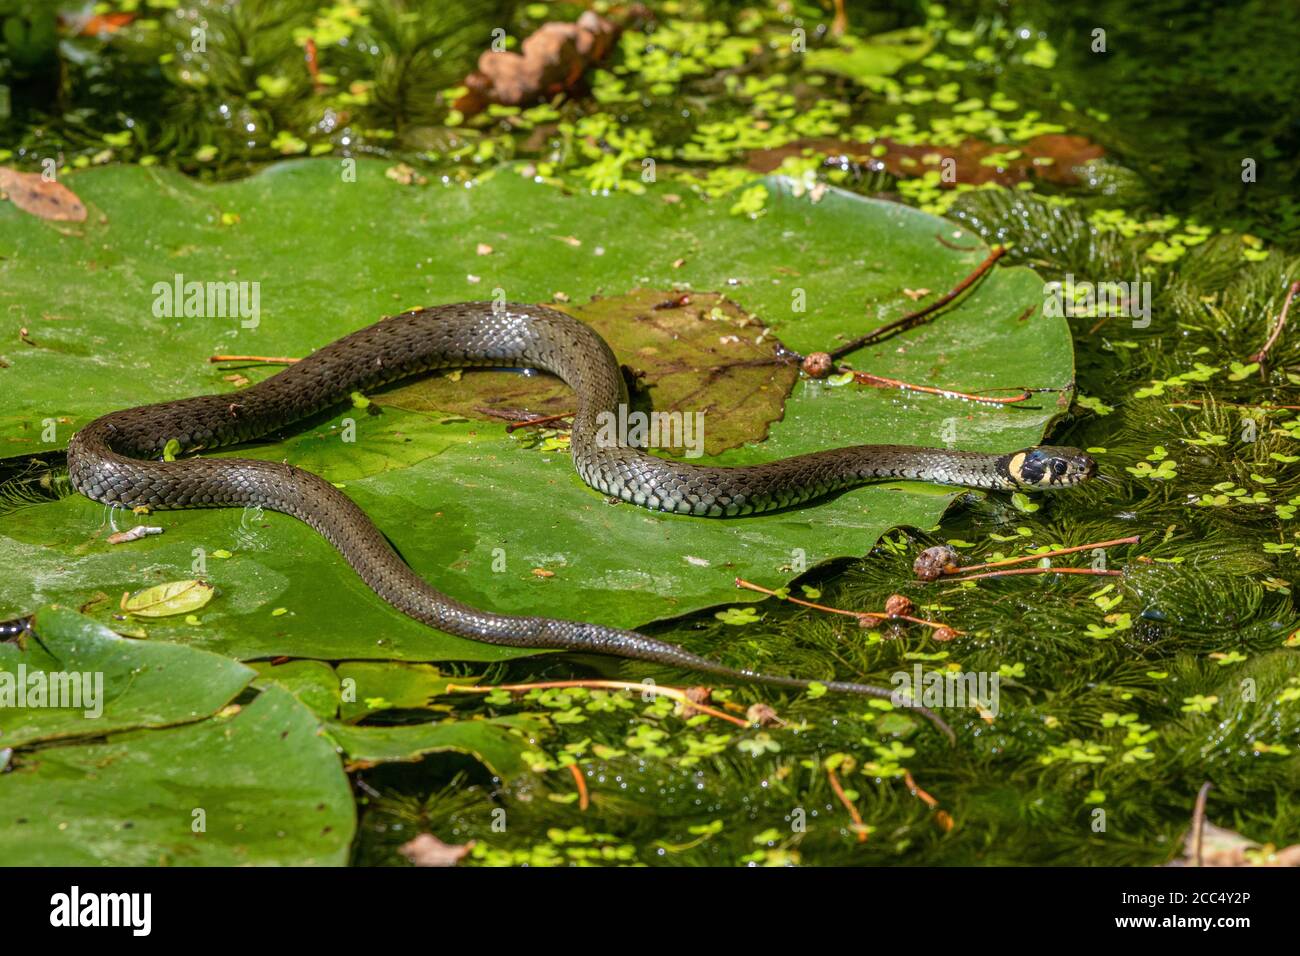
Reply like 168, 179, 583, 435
68, 304, 1094, 740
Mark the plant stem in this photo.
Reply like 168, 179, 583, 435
949, 535, 1140, 575
944, 566, 1122, 583
445, 679, 749, 727
209, 354, 300, 364
734, 578, 958, 632
830, 245, 1008, 359
505, 412, 575, 432
568, 764, 590, 811
846, 370, 1032, 405
904, 770, 954, 832
1192, 781, 1213, 868
827, 767, 868, 843
1248, 279, 1298, 370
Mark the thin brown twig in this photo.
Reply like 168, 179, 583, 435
209, 354, 300, 364
903, 770, 954, 832
735, 578, 959, 632
304, 37, 326, 94
1247, 279, 1298, 370
568, 763, 590, 811
474, 406, 574, 429
1192, 781, 1213, 868
1168, 400, 1300, 411
934, 230, 979, 252
505, 411, 574, 432
445, 679, 749, 727
830, 245, 1008, 359
827, 767, 868, 842
1086, 314, 1112, 336
474, 406, 531, 422
949, 536, 1141, 576
944, 566, 1123, 583
902, 770, 940, 809
847, 370, 1033, 405
830, 0, 848, 37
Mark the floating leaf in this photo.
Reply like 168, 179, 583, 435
248, 659, 340, 719
804, 28, 935, 85
326, 715, 540, 777
336, 661, 474, 722
716, 606, 760, 625
0, 161, 1071, 662
121, 579, 215, 617
0, 166, 88, 222
0, 607, 253, 747
0, 686, 354, 865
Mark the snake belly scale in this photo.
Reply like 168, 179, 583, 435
67, 304, 1095, 741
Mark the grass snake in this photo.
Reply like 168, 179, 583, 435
67, 303, 1095, 741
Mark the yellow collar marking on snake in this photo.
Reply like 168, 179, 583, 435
1006, 451, 1027, 485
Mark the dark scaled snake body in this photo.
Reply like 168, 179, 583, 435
67, 303, 1095, 741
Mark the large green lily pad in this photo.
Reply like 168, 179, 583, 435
335, 660, 477, 722
248, 658, 341, 719
0, 160, 1073, 662
0, 685, 355, 865
326, 714, 545, 777
0, 606, 254, 748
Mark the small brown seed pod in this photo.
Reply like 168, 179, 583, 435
884, 593, 914, 617
801, 351, 834, 378
931, 626, 958, 643
685, 685, 713, 705
913, 544, 961, 581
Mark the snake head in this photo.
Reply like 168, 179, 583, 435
1003, 446, 1096, 488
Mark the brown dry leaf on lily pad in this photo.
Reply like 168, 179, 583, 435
376, 289, 799, 458
399, 833, 474, 867
748, 134, 1104, 189
0, 167, 88, 222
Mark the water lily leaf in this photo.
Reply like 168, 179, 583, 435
0, 160, 1072, 664
248, 659, 340, 719
0, 686, 354, 865
327, 715, 540, 777
336, 661, 476, 722
121, 578, 215, 617
0, 606, 254, 748
875, 712, 918, 736
804, 28, 935, 86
